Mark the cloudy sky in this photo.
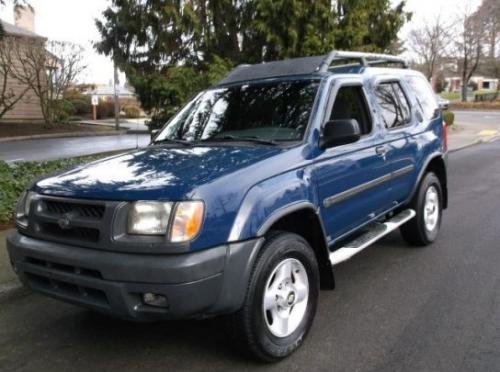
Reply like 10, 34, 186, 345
0, 0, 482, 85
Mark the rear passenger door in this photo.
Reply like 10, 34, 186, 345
373, 80, 418, 205
313, 79, 393, 242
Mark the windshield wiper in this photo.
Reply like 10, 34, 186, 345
201, 135, 279, 146
152, 138, 193, 147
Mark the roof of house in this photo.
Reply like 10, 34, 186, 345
0, 19, 45, 39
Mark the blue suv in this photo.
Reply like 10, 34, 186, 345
7, 51, 448, 361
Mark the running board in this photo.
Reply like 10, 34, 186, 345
329, 209, 416, 266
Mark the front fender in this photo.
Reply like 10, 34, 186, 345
228, 168, 319, 241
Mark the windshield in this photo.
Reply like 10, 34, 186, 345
154, 79, 320, 144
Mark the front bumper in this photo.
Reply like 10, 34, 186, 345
7, 232, 262, 320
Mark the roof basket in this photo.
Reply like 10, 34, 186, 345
318, 50, 408, 71
217, 50, 408, 86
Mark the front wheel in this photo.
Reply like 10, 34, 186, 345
400, 172, 443, 246
230, 232, 319, 362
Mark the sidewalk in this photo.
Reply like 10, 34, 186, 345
448, 111, 500, 151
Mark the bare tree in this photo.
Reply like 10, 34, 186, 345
479, 0, 500, 59
13, 40, 86, 126
408, 15, 453, 89
0, 37, 35, 119
453, 7, 484, 102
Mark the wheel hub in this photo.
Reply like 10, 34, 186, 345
424, 185, 439, 232
262, 258, 309, 338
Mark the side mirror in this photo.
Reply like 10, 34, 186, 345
150, 129, 160, 142
320, 119, 361, 149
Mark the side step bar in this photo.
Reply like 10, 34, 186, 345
329, 209, 416, 266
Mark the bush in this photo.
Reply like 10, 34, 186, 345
64, 89, 91, 116
0, 154, 112, 224
97, 100, 115, 119
123, 105, 141, 118
442, 110, 455, 126
50, 100, 76, 124
474, 90, 499, 102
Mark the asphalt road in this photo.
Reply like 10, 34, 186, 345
455, 110, 500, 127
1, 141, 500, 371
0, 134, 150, 162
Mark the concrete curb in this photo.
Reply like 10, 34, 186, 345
0, 129, 128, 143
0, 280, 28, 303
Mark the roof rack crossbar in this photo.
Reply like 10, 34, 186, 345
317, 50, 408, 72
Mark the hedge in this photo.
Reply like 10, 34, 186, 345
0, 154, 109, 225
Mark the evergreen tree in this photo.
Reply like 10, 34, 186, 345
95, 0, 410, 129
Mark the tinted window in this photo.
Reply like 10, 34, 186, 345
155, 80, 320, 143
329, 85, 372, 135
406, 76, 439, 119
375, 82, 411, 129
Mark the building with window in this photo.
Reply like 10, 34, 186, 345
0, 6, 46, 123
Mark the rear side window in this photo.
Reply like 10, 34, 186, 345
329, 85, 372, 135
406, 76, 439, 120
374, 82, 411, 129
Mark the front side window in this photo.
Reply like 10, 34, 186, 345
329, 85, 372, 135
154, 80, 320, 144
375, 82, 411, 129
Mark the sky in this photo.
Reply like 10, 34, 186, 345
0, 0, 482, 85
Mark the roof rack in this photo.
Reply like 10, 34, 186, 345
217, 50, 408, 85
317, 50, 409, 71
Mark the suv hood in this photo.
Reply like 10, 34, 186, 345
34, 145, 282, 200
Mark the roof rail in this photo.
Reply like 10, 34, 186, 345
317, 50, 408, 71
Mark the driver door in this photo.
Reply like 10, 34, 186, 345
313, 80, 392, 243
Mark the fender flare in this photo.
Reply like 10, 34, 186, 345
408, 152, 448, 207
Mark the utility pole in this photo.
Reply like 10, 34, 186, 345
113, 61, 120, 130
113, 29, 120, 130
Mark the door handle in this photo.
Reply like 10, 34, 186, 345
375, 145, 387, 156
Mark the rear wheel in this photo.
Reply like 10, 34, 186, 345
400, 172, 443, 246
230, 232, 319, 362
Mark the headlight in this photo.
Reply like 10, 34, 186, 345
127, 201, 173, 235
16, 191, 35, 221
126, 200, 204, 242
170, 201, 204, 242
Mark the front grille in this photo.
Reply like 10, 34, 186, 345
44, 200, 105, 219
24, 272, 109, 308
39, 222, 100, 243
25, 256, 103, 279
27, 196, 114, 249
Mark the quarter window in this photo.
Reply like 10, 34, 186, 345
375, 82, 411, 129
406, 76, 439, 120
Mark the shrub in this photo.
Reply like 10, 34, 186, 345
442, 110, 455, 126
64, 90, 91, 116
474, 90, 499, 102
123, 105, 141, 118
0, 154, 113, 224
97, 100, 115, 119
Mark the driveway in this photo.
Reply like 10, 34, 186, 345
1, 140, 500, 371
0, 134, 150, 162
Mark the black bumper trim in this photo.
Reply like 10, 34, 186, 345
7, 231, 262, 320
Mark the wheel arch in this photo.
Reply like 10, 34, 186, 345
411, 154, 448, 209
257, 202, 335, 290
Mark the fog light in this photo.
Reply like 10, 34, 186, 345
142, 293, 168, 308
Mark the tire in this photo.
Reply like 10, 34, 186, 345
229, 231, 320, 362
400, 172, 443, 246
